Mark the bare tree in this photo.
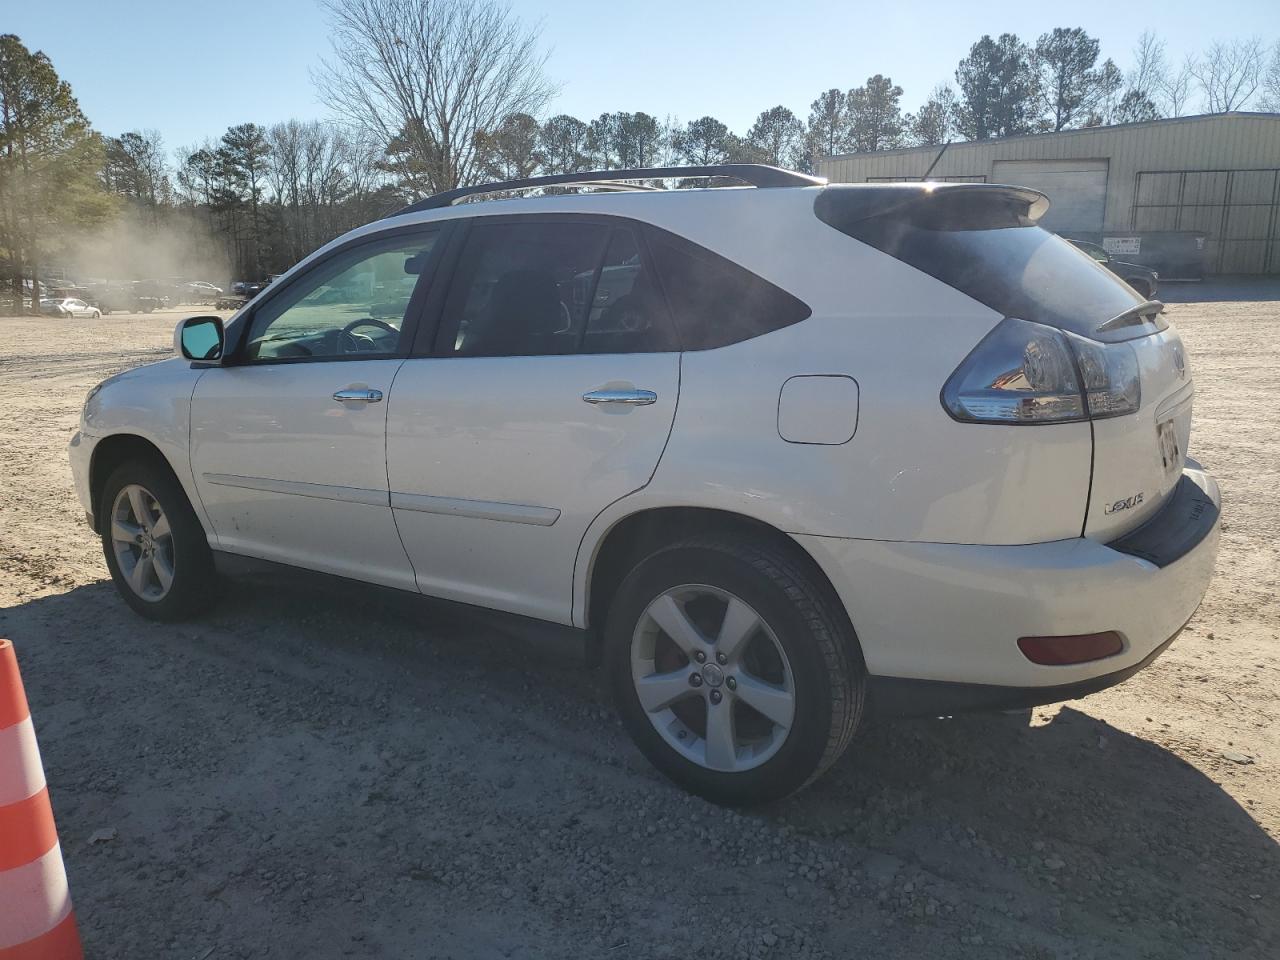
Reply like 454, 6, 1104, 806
268, 120, 359, 260
315, 0, 556, 196
1130, 32, 1168, 103
1085, 60, 1125, 126
1257, 40, 1280, 111
1191, 38, 1266, 112
103, 130, 169, 215
1161, 56, 1197, 117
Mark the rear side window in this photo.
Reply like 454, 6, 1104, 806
438, 219, 678, 356
581, 228, 677, 354
645, 229, 811, 350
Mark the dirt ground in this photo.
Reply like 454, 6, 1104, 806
1, 289, 1277, 960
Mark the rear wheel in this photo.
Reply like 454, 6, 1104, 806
605, 535, 863, 805
100, 459, 217, 621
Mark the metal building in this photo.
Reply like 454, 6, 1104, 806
817, 112, 1280, 276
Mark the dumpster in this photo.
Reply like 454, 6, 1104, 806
1100, 231, 1208, 281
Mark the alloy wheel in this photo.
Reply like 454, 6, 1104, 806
630, 584, 795, 773
110, 483, 175, 601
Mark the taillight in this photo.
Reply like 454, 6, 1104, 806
942, 317, 1141, 424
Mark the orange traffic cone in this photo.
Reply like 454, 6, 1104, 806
0, 639, 83, 960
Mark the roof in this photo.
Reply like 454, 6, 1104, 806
822, 111, 1280, 163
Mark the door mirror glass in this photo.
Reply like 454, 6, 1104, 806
178, 315, 224, 361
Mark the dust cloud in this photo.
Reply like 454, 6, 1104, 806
63, 210, 231, 286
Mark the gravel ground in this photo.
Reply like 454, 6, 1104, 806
1, 289, 1277, 959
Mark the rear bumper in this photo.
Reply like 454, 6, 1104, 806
865, 627, 1184, 717
796, 463, 1220, 712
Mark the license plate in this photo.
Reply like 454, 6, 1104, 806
1157, 419, 1181, 476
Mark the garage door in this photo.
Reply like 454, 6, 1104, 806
1132, 169, 1280, 274
992, 159, 1109, 234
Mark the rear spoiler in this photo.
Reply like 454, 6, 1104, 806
1097, 299, 1165, 334
814, 182, 1050, 232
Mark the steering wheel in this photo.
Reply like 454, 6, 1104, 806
339, 317, 398, 354
604, 295, 647, 332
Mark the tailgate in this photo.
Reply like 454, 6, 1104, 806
1086, 326, 1192, 539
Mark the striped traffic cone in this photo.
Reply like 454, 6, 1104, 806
0, 639, 83, 960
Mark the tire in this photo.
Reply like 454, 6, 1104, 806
1130, 280, 1151, 300
91, 310, 101, 319
100, 457, 217, 621
605, 535, 864, 805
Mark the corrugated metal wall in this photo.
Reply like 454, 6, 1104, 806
817, 114, 1280, 273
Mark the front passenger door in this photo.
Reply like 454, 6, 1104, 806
190, 226, 444, 589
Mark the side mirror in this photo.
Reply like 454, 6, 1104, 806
176, 315, 225, 362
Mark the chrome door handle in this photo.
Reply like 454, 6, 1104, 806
582, 389, 657, 406
333, 388, 383, 403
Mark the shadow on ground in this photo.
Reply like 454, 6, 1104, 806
1160, 277, 1280, 303
4, 577, 1276, 959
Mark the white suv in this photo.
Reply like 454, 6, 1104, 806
69, 165, 1221, 804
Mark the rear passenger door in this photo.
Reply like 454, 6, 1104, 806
386, 215, 680, 623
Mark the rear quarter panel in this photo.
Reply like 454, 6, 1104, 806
572, 195, 1095, 626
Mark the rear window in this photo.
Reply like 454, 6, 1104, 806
815, 186, 1147, 341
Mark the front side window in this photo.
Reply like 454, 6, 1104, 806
242, 230, 438, 362
438, 219, 677, 357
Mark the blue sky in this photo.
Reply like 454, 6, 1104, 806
10, 0, 1280, 155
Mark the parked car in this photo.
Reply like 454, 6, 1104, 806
41, 297, 101, 318
68, 166, 1220, 805
89, 284, 161, 314
1069, 239, 1160, 300
186, 281, 224, 302
138, 280, 174, 309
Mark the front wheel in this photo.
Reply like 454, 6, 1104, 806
91, 310, 101, 318
100, 459, 217, 621
605, 535, 864, 805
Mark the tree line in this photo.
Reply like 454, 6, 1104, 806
3, 4, 1280, 310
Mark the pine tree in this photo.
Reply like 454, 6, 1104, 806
0, 34, 112, 311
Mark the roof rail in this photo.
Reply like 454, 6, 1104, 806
388, 164, 826, 217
